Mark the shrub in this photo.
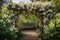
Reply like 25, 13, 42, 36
52, 0, 60, 11
44, 13, 60, 40
0, 4, 21, 40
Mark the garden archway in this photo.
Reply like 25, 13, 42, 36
8, 2, 53, 40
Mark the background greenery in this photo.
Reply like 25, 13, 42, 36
0, 0, 60, 40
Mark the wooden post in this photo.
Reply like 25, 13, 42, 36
15, 10, 19, 27
13, 9, 18, 27
40, 14, 45, 40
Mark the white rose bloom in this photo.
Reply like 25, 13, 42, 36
13, 25, 15, 28
0, 19, 3, 22
4, 25, 6, 27
10, 28, 13, 31
14, 28, 18, 32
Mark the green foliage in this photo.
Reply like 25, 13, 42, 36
18, 14, 40, 29
44, 13, 60, 40
52, 0, 60, 11
0, 4, 20, 40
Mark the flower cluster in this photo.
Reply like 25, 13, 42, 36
8, 2, 53, 14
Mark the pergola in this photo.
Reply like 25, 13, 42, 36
8, 2, 53, 39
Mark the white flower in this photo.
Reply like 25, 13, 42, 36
4, 25, 6, 27
10, 28, 13, 31
0, 19, 3, 22
4, 38, 7, 40
13, 25, 15, 28
14, 28, 18, 32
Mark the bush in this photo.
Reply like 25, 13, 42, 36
0, 4, 21, 40
44, 13, 60, 40
52, 0, 60, 11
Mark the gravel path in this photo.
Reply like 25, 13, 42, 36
20, 30, 39, 40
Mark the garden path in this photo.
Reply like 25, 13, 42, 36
20, 30, 39, 40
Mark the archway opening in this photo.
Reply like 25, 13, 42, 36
17, 13, 41, 30
17, 13, 41, 40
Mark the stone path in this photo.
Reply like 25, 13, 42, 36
20, 30, 39, 40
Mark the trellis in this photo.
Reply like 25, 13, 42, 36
7, 2, 53, 40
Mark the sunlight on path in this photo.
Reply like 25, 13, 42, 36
19, 30, 39, 40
